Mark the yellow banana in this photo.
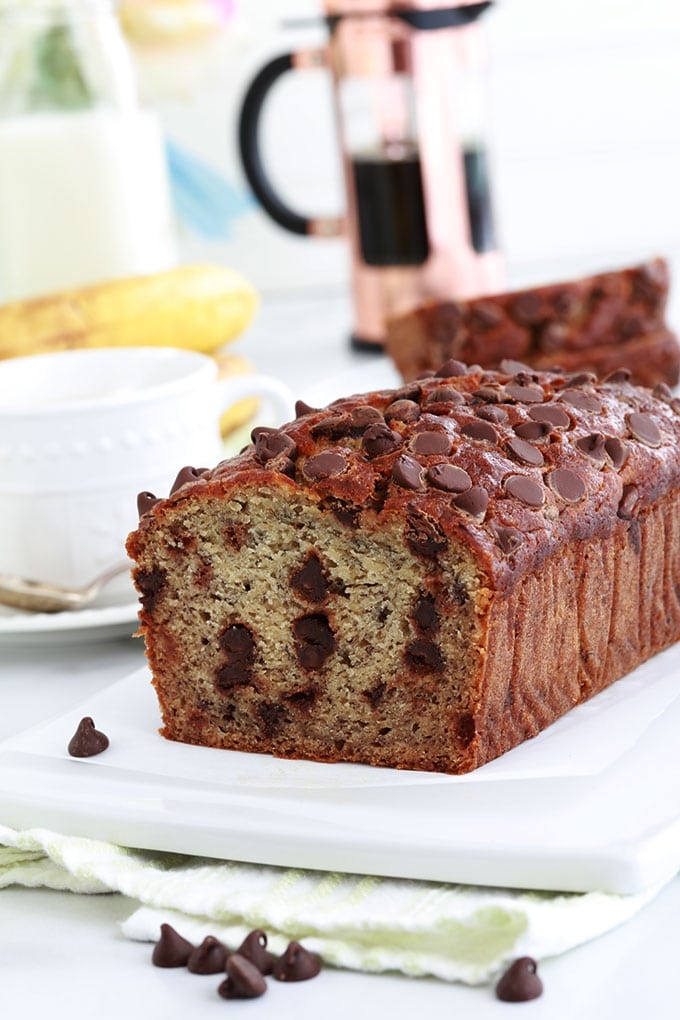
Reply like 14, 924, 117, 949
215, 351, 261, 437
0, 264, 258, 361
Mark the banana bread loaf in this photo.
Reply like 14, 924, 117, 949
385, 259, 680, 389
127, 360, 680, 775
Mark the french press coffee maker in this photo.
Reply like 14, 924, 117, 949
238, 0, 504, 349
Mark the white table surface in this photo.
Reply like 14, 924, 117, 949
2, 291, 679, 1019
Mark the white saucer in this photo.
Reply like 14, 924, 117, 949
0, 600, 140, 644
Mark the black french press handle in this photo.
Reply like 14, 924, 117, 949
238, 54, 315, 237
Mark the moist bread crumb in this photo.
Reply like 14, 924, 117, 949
127, 361, 680, 775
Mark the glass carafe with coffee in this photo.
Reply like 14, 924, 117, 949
238, 1, 503, 348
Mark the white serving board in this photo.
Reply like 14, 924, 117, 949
1, 651, 679, 896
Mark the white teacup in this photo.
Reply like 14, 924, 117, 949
0, 347, 294, 604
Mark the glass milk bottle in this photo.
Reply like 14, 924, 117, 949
0, 0, 177, 303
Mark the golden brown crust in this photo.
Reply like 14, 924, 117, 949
128, 361, 680, 774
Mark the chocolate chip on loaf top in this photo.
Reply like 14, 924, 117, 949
166, 360, 680, 591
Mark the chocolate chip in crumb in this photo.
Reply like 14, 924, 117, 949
505, 475, 545, 508
384, 398, 421, 423
426, 463, 472, 493
272, 941, 321, 982
218, 955, 267, 999
302, 451, 348, 480
392, 454, 426, 491
217, 623, 255, 689
405, 639, 445, 672
618, 484, 639, 519
461, 419, 499, 444
187, 936, 228, 975
505, 437, 544, 467
626, 411, 662, 447
547, 467, 586, 503
290, 554, 330, 604
362, 422, 402, 458
495, 957, 543, 1002
453, 485, 489, 519
235, 930, 276, 976
411, 430, 451, 456
67, 717, 109, 758
293, 614, 335, 669
605, 436, 629, 469
152, 924, 194, 968
170, 465, 208, 495
137, 491, 160, 518
413, 593, 439, 633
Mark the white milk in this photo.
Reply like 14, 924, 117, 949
0, 107, 177, 303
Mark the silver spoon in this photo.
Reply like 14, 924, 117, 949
0, 561, 133, 613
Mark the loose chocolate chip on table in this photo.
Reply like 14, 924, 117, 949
504, 475, 545, 508
505, 437, 544, 467
411, 431, 452, 456
302, 451, 348, 480
361, 422, 402, 458
604, 436, 628, 469
218, 954, 267, 999
626, 411, 662, 447
235, 930, 277, 976
170, 465, 208, 495
426, 463, 472, 493
137, 491, 160, 518
67, 717, 109, 758
152, 924, 194, 968
528, 404, 571, 428
293, 614, 336, 669
495, 956, 543, 1002
453, 485, 489, 519
547, 468, 586, 503
460, 419, 499, 444
187, 936, 228, 975
392, 454, 426, 491
272, 941, 322, 982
